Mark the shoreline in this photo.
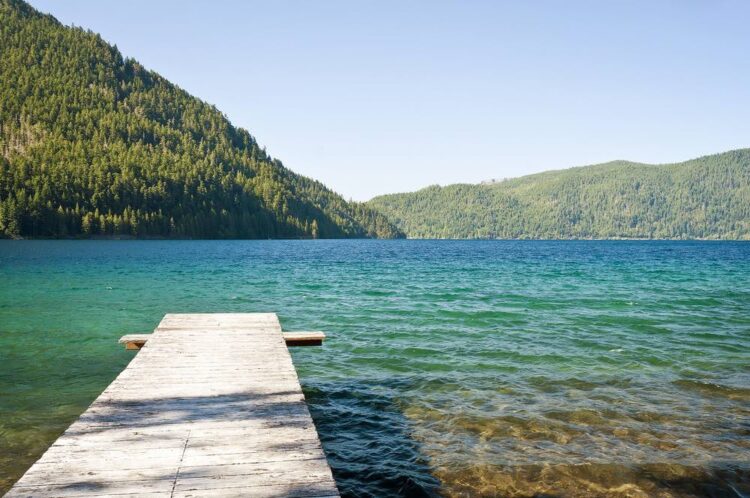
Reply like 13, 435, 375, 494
2, 235, 749, 242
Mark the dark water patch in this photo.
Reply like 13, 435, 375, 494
304, 380, 442, 497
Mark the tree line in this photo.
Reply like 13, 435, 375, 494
368, 150, 750, 240
0, 0, 403, 239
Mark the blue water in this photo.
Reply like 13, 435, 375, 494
1, 240, 749, 497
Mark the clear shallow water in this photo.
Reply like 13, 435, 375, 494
0, 240, 748, 497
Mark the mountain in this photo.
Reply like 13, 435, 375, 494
367, 150, 750, 239
0, 0, 403, 239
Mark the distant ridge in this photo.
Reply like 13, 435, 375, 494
0, 0, 403, 239
367, 149, 750, 239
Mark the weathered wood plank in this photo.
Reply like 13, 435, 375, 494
117, 333, 151, 350
282, 331, 326, 346
8, 313, 339, 497
119, 329, 326, 350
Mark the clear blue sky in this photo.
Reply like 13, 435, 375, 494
29, 1, 750, 200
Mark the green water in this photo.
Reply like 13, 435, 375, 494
0, 240, 748, 497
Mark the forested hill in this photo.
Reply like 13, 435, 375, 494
368, 150, 750, 239
0, 0, 402, 239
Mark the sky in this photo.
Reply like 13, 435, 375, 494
29, 0, 750, 200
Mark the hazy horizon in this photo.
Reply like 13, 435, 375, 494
28, 0, 750, 201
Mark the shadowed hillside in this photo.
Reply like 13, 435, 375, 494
0, 0, 403, 239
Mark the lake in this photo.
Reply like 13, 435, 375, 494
0, 240, 748, 497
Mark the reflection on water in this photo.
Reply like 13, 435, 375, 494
1, 240, 749, 496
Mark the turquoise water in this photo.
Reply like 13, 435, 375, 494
0, 240, 748, 497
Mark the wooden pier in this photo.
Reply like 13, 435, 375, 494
7, 313, 339, 497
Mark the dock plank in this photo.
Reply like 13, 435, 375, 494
7, 313, 339, 497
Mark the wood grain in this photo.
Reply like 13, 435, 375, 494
7, 313, 339, 497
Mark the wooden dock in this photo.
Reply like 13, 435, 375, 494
7, 313, 339, 497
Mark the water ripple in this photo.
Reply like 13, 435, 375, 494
1, 240, 749, 496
